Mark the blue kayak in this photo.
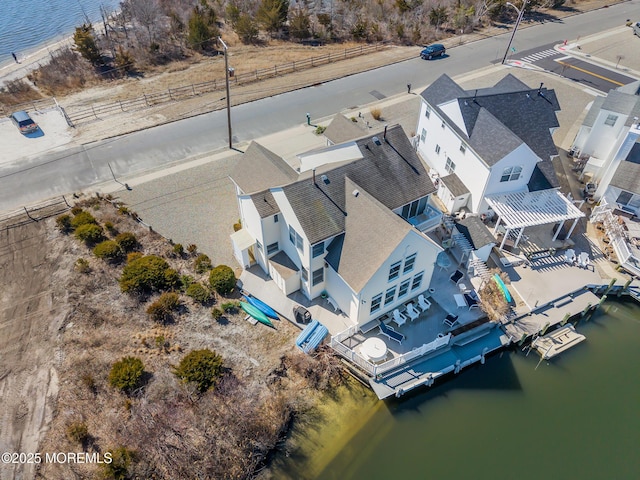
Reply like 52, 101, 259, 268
240, 302, 274, 328
245, 295, 279, 319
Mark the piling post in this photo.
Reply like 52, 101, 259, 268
540, 322, 550, 336
597, 295, 607, 309
581, 303, 592, 318
603, 278, 617, 296
517, 332, 528, 347
618, 279, 632, 297
560, 313, 570, 326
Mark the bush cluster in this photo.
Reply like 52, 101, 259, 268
194, 254, 212, 274
108, 356, 145, 394
146, 292, 181, 323
74, 223, 104, 244
209, 265, 236, 295
93, 240, 124, 263
56, 214, 72, 233
186, 283, 212, 304
115, 232, 138, 252
70, 211, 97, 229
119, 255, 178, 294
173, 349, 224, 393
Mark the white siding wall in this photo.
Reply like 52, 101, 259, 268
581, 109, 629, 161
238, 196, 265, 269
261, 214, 281, 259
325, 267, 357, 319
416, 100, 490, 213
356, 231, 441, 326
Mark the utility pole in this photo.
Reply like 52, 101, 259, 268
501, 1, 528, 65
218, 37, 232, 149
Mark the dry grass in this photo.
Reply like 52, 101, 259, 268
370, 107, 383, 121
479, 270, 510, 321
0, 79, 42, 107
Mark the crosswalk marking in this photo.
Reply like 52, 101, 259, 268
520, 48, 560, 64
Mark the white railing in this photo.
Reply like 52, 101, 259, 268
331, 324, 359, 344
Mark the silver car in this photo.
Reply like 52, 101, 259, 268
10, 110, 39, 134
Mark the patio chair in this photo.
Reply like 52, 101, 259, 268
565, 249, 576, 264
418, 294, 431, 312
378, 321, 404, 344
578, 251, 591, 270
464, 292, 480, 310
443, 314, 458, 328
406, 303, 420, 321
449, 269, 464, 284
392, 309, 408, 327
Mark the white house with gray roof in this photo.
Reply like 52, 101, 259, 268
572, 81, 640, 216
415, 74, 561, 215
229, 125, 443, 327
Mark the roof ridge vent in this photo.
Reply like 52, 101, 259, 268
352, 189, 360, 197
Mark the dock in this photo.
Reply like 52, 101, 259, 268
531, 324, 586, 359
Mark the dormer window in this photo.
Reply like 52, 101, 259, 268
604, 114, 618, 126
500, 166, 522, 182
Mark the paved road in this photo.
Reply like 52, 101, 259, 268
1, 0, 639, 213
508, 41, 637, 92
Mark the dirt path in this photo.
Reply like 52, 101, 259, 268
0, 217, 72, 480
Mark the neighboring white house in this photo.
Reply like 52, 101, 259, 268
571, 80, 640, 216
415, 74, 562, 215
229, 125, 443, 328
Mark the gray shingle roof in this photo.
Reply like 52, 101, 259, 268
582, 96, 605, 128
230, 142, 298, 194
420, 74, 561, 165
601, 90, 638, 116
440, 173, 469, 197
251, 190, 280, 218
324, 114, 376, 144
528, 159, 560, 191
610, 142, 640, 195
333, 178, 414, 292
268, 251, 299, 279
281, 125, 436, 244
455, 216, 496, 249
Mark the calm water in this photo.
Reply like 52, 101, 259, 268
273, 299, 640, 480
0, 0, 120, 67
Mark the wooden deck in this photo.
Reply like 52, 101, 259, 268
532, 324, 586, 359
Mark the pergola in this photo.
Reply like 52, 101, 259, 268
486, 190, 585, 250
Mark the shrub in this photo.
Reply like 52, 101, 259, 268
173, 349, 223, 392
172, 243, 184, 256
108, 356, 145, 394
104, 220, 115, 233
209, 265, 236, 295
66, 422, 90, 446
118, 205, 130, 215
75, 258, 92, 273
70, 211, 97, 229
71, 206, 84, 215
119, 255, 174, 293
164, 268, 180, 290
233, 221, 242, 232
370, 107, 382, 120
146, 292, 181, 322
56, 214, 72, 233
115, 232, 138, 252
101, 446, 135, 480
194, 254, 212, 274
127, 252, 143, 263
186, 283, 212, 304
314, 125, 327, 135
211, 307, 223, 320
74, 223, 104, 244
187, 244, 198, 255
93, 240, 124, 263
221, 301, 240, 313
179, 274, 195, 291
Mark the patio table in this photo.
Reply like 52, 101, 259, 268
360, 337, 388, 362
454, 293, 467, 308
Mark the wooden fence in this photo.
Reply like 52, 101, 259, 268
0, 196, 71, 230
65, 43, 388, 125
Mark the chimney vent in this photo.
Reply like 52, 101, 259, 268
352, 189, 360, 197
321, 174, 330, 185
312, 168, 317, 186
383, 125, 388, 141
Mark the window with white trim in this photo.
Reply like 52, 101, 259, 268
384, 286, 396, 306
435, 144, 441, 154
312, 241, 324, 258
403, 253, 417, 274
604, 114, 618, 126
388, 261, 401, 281
398, 279, 411, 299
289, 225, 303, 252
421, 128, 427, 142
500, 166, 522, 182
274, 214, 279, 223
267, 242, 279, 255
312, 268, 324, 286
445, 157, 456, 174
370, 294, 382, 313
411, 271, 424, 291
425, 106, 431, 118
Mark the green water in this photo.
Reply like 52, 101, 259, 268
273, 300, 640, 480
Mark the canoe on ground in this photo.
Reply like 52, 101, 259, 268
240, 301, 274, 328
245, 295, 279, 319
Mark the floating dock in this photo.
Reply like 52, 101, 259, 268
531, 324, 586, 359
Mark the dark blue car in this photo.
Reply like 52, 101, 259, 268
420, 44, 446, 60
